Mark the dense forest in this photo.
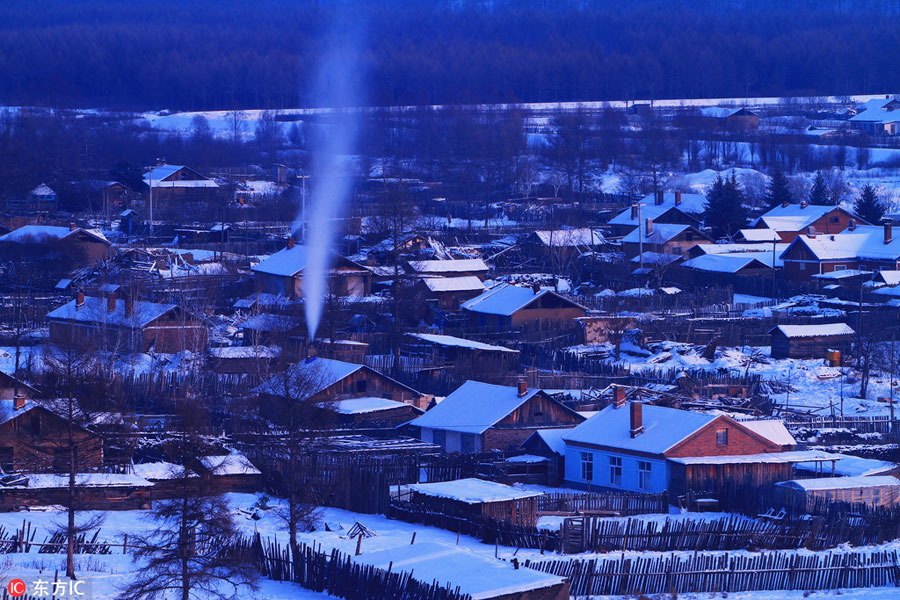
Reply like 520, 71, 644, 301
1, 0, 900, 110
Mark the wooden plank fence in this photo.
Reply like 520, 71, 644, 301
537, 491, 668, 516
525, 548, 900, 596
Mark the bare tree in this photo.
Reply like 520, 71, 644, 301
225, 109, 246, 145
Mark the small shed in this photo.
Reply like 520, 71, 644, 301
327, 397, 423, 428
768, 323, 855, 359
195, 452, 262, 493
406, 478, 542, 526
775, 476, 900, 511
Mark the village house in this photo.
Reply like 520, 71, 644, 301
678, 253, 775, 276
607, 191, 704, 237
780, 223, 900, 280
753, 201, 866, 243
405, 333, 519, 366
696, 106, 760, 129
366, 232, 432, 262
328, 397, 424, 428
521, 228, 606, 263
562, 401, 817, 496
0, 224, 112, 267
621, 221, 711, 259
408, 380, 584, 452
461, 283, 587, 330
12, 183, 58, 213
208, 345, 280, 375
141, 164, 220, 211
412, 275, 485, 312
0, 398, 104, 473
252, 239, 373, 298
193, 451, 263, 494
768, 323, 855, 359
405, 478, 542, 526
849, 98, 900, 135
47, 291, 208, 353
406, 258, 490, 280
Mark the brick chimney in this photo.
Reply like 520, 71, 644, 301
75, 290, 85, 308
517, 380, 527, 397
613, 386, 626, 408
287, 236, 295, 249
107, 292, 116, 312
69, 222, 76, 231
630, 401, 644, 438
125, 295, 134, 317
675, 191, 682, 206
630, 204, 638, 220
800, 200, 808, 209
807, 225, 816, 238
645, 218, 654, 236
885, 220, 893, 244
849, 219, 856, 231
655, 190, 663, 205
13, 395, 25, 411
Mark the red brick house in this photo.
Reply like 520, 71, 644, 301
754, 202, 867, 243
409, 380, 584, 452
780, 223, 900, 280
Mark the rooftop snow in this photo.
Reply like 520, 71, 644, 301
253, 356, 364, 398
16, 473, 154, 489
794, 454, 897, 477
461, 283, 583, 316
420, 276, 485, 293
525, 428, 570, 456
739, 420, 797, 446
771, 323, 855, 338
669, 450, 842, 466
408, 333, 518, 353
785, 226, 900, 261
30, 183, 55, 196
811, 269, 873, 280
756, 203, 848, 233
209, 346, 280, 359
680, 253, 773, 273
143, 164, 218, 188
876, 270, 900, 285
251, 244, 308, 277
199, 452, 261, 476
47, 296, 177, 329
621, 223, 692, 245
407, 478, 542, 504
132, 462, 198, 480
0, 225, 109, 245
777, 476, 900, 491
407, 258, 488, 274
738, 228, 782, 242
531, 228, 605, 247
329, 397, 416, 415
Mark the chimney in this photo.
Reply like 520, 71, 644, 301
531, 282, 541, 294
287, 236, 295, 249
517, 380, 527, 397
645, 218, 654, 236
630, 401, 644, 438
800, 200, 808, 209
125, 295, 134, 317
781, 201, 790, 208
885, 220, 893, 244
849, 219, 856, 231
675, 191, 682, 206
75, 290, 85, 308
807, 225, 816, 238
630, 204, 638, 220
613, 386, 627, 408
69, 222, 76, 231
107, 292, 116, 312
655, 190, 663, 205
13, 395, 25, 411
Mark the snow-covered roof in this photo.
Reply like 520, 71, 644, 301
850, 100, 900, 123
329, 397, 417, 415
738, 228, 781, 242
47, 297, 178, 329
669, 450, 842, 466
608, 194, 705, 227
253, 356, 364, 397
199, 452, 261, 476
875, 270, 900, 285
785, 226, 900, 261
564, 403, 717, 455
0, 399, 37, 426
770, 323, 855, 339
756, 203, 847, 233
144, 164, 218, 188
738, 420, 797, 447
700, 106, 751, 119
251, 244, 308, 277
353, 542, 565, 600
795, 454, 897, 478
420, 276, 485, 293
531, 228, 605, 247
777, 476, 900, 491
621, 223, 693, 245
680, 254, 772, 273
407, 258, 488, 274
209, 346, 280, 359
629, 251, 683, 266
410, 380, 545, 434
461, 283, 584, 316
30, 183, 55, 196
0, 225, 110, 245
524, 428, 570, 456
408, 333, 518, 354
811, 269, 872, 280
407, 478, 542, 504
17, 473, 154, 489
132, 462, 198, 480
239, 313, 302, 333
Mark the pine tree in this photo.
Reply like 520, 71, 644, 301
765, 166, 792, 208
704, 171, 749, 239
854, 184, 885, 224
809, 171, 829, 205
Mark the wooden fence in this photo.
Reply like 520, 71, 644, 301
537, 491, 668, 516
525, 548, 900, 596
785, 414, 900, 434
239, 534, 472, 600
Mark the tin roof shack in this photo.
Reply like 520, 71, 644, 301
775, 476, 900, 512
408, 380, 584, 452
327, 397, 424, 428
407, 258, 490, 281
252, 241, 372, 299
413, 276, 485, 313
354, 542, 569, 600
47, 293, 208, 354
461, 284, 586, 330
0, 473, 153, 511
407, 478, 542, 527
0, 399, 103, 473
194, 452, 262, 494
768, 323, 854, 359
254, 356, 425, 409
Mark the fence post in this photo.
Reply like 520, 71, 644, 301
123, 533, 128, 554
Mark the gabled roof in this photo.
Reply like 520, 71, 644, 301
47, 297, 178, 329
522, 428, 570, 456
782, 226, 900, 261
409, 380, 575, 435
330, 397, 421, 415
530, 228, 605, 247
407, 258, 489, 274
700, 106, 755, 119
143, 165, 218, 188
0, 225, 110, 246
739, 419, 796, 447
680, 253, 774, 273
875, 270, 900, 286
30, 183, 55, 196
408, 333, 518, 354
460, 283, 585, 316
609, 195, 705, 226
251, 244, 309, 277
769, 323, 855, 339
563, 403, 718, 455
407, 478, 542, 504
737, 228, 781, 242
420, 276, 485, 293
755, 203, 860, 233
622, 223, 697, 245
850, 99, 900, 124
253, 356, 418, 399
777, 476, 900, 491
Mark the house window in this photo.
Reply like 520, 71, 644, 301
461, 433, 475, 453
831, 216, 839, 224
432, 429, 446, 449
580, 452, 593, 481
833, 265, 847, 271
30, 415, 40, 436
609, 456, 622, 486
638, 461, 652, 490
716, 428, 729, 446
799, 263, 806, 271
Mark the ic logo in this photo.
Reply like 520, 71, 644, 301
7, 579, 26, 597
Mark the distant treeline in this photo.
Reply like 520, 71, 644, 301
1, 0, 900, 110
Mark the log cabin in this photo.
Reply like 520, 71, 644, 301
607, 191, 705, 237
252, 239, 372, 298
461, 283, 586, 330
768, 323, 854, 359
406, 478, 542, 526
